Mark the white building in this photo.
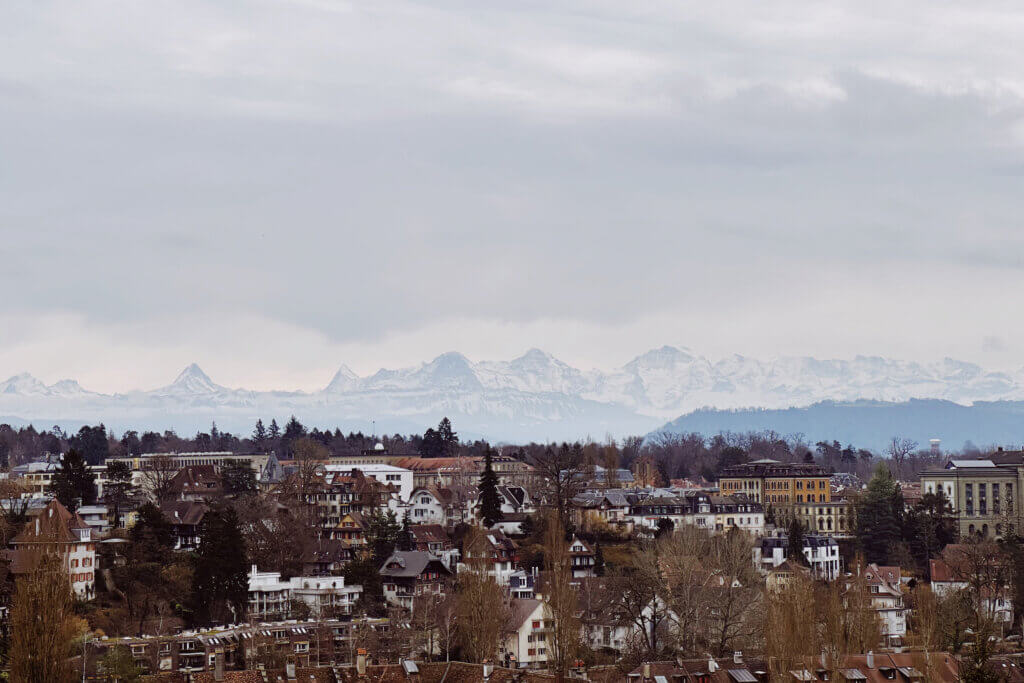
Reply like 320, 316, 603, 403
501, 599, 550, 668
753, 531, 840, 581
851, 564, 908, 647
247, 566, 363, 620
408, 487, 450, 524
325, 464, 414, 501
76, 504, 111, 534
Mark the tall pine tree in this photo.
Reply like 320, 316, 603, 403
478, 448, 503, 528
252, 419, 267, 452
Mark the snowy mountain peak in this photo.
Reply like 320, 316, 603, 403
625, 345, 696, 371
420, 352, 482, 390
166, 363, 221, 394
49, 379, 90, 397
0, 373, 49, 395
325, 364, 360, 393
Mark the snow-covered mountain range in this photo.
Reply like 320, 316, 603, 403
3, 347, 1024, 441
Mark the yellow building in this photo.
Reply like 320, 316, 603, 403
719, 459, 831, 506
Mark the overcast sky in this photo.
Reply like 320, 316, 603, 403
3, 1, 1024, 392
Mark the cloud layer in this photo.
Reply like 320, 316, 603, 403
3, 1, 1024, 391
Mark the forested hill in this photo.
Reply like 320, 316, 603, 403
655, 399, 1024, 452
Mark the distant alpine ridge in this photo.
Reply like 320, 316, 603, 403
2, 347, 1024, 442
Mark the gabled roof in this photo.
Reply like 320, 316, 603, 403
379, 550, 452, 578
11, 499, 88, 545
409, 524, 450, 546
508, 598, 543, 629
168, 465, 222, 495
161, 500, 209, 526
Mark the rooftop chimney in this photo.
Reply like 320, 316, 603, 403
286, 660, 296, 680
734, 651, 742, 664
866, 651, 875, 669
356, 648, 367, 675
642, 663, 651, 680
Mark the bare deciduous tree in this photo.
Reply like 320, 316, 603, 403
529, 443, 585, 529
140, 453, 178, 504
544, 512, 581, 681
9, 544, 83, 683
886, 437, 918, 472
455, 528, 510, 663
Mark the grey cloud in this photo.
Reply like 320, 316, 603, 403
3, 1, 1024, 355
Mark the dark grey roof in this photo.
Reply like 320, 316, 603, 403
379, 550, 449, 578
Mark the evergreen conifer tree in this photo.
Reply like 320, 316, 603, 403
478, 448, 503, 528
786, 516, 808, 566
856, 463, 903, 565
49, 448, 95, 512
252, 418, 267, 452
192, 503, 248, 625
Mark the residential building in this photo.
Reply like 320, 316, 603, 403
325, 463, 414, 501
9, 498, 97, 598
786, 499, 857, 537
753, 531, 841, 581
629, 651, 962, 683
629, 491, 714, 532
461, 529, 517, 585
161, 500, 208, 550
330, 511, 366, 545
709, 495, 765, 535
408, 486, 455, 524
509, 569, 537, 599
166, 465, 223, 501
408, 523, 457, 567
10, 459, 59, 495
571, 491, 633, 534
568, 535, 596, 578
247, 565, 364, 620
301, 538, 356, 575
930, 544, 1014, 626
76, 504, 111, 534
379, 550, 453, 611
83, 617, 390, 675
849, 564, 908, 647
501, 598, 550, 668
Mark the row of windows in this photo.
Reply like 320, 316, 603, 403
70, 557, 93, 568
73, 572, 93, 583
964, 482, 1014, 516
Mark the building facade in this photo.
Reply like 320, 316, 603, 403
920, 458, 1019, 539
719, 459, 831, 506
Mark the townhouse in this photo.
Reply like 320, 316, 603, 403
84, 617, 390, 676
